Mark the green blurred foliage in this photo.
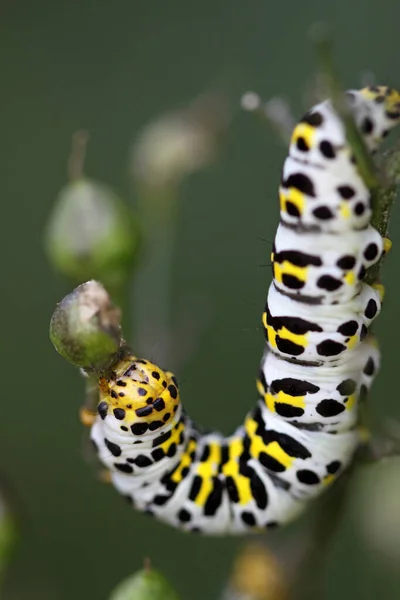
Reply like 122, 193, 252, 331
2, 1, 400, 600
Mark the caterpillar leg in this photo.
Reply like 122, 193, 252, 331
383, 237, 392, 255
98, 469, 112, 484
79, 407, 97, 427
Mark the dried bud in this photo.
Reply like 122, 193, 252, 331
109, 567, 180, 600
130, 92, 229, 189
50, 280, 123, 371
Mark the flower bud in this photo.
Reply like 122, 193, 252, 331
45, 178, 140, 289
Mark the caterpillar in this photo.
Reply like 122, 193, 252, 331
89, 86, 400, 535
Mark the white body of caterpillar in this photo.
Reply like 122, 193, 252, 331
90, 86, 400, 534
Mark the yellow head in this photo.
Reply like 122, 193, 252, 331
97, 356, 180, 435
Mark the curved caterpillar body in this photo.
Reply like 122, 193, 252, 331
90, 86, 400, 534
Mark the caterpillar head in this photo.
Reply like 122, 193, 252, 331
97, 356, 180, 436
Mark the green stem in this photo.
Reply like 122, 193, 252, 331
366, 149, 400, 284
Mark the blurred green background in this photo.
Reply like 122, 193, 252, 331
2, 1, 400, 598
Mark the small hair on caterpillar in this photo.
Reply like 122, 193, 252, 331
86, 85, 400, 535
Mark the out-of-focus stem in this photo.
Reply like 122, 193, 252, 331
133, 186, 179, 363
311, 24, 379, 192
68, 130, 90, 182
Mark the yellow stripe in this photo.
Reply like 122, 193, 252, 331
193, 442, 221, 506
222, 438, 253, 504
265, 324, 277, 348
274, 261, 307, 284
264, 315, 307, 350
276, 391, 306, 408
265, 391, 306, 413
265, 441, 293, 469
346, 393, 357, 411
194, 469, 214, 506
262, 312, 268, 330
170, 437, 196, 483
222, 460, 252, 504
347, 334, 358, 349
229, 438, 243, 459
344, 271, 356, 286
256, 379, 265, 396
279, 188, 305, 217
236, 477, 252, 504
278, 326, 307, 348
291, 122, 316, 150
245, 417, 293, 470
340, 202, 351, 219
264, 393, 276, 413
208, 442, 221, 465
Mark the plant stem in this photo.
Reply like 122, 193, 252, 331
133, 186, 179, 363
366, 148, 400, 283
68, 130, 89, 182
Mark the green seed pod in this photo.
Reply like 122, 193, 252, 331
109, 568, 180, 600
49, 280, 123, 371
45, 178, 140, 289
45, 131, 140, 290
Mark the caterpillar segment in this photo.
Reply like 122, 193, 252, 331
89, 86, 400, 534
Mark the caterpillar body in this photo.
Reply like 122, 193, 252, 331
90, 86, 400, 535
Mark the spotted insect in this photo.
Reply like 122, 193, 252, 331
86, 86, 400, 534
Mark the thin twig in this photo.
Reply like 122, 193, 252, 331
68, 130, 89, 181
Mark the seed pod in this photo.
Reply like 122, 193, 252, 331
45, 131, 140, 289
49, 280, 123, 372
